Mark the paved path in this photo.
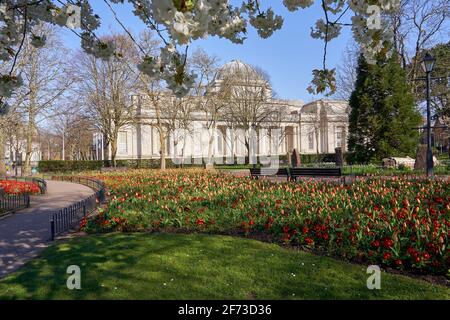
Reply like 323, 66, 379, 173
0, 180, 95, 278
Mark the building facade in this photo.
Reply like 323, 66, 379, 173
4, 140, 42, 174
94, 61, 350, 162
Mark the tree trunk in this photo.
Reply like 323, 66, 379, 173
230, 129, 235, 164
245, 139, 250, 165
0, 130, 6, 178
173, 135, 179, 167
23, 139, 33, 176
23, 110, 36, 176
181, 137, 187, 168
207, 126, 215, 164
110, 138, 118, 167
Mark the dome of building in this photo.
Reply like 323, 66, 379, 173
217, 59, 261, 80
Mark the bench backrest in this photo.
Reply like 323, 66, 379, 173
250, 167, 289, 176
290, 168, 342, 176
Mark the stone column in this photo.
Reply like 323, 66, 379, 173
414, 145, 430, 170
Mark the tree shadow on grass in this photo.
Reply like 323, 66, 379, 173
0, 233, 447, 300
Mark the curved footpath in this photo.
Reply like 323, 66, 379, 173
0, 180, 95, 278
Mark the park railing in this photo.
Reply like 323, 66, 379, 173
49, 176, 106, 240
5, 176, 47, 194
0, 191, 30, 218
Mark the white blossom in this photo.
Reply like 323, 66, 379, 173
0, 0, 403, 100
249, 9, 283, 39
283, 0, 315, 11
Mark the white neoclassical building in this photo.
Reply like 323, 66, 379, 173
94, 60, 349, 162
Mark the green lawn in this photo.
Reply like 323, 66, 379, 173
0, 233, 448, 300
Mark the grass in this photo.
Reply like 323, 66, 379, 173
0, 233, 448, 300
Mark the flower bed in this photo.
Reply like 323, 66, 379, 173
83, 169, 450, 275
0, 180, 40, 195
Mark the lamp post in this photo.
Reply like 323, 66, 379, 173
421, 52, 436, 178
251, 123, 257, 169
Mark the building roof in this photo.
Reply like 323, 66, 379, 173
216, 59, 262, 81
301, 99, 349, 114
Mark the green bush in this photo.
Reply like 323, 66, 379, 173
107, 158, 205, 169
37, 153, 360, 172
38, 160, 103, 173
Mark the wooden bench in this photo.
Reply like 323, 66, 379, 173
289, 167, 342, 181
249, 167, 289, 180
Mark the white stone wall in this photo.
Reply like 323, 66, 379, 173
4, 141, 41, 164
94, 99, 349, 161
96, 62, 349, 161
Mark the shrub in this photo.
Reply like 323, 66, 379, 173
38, 160, 103, 173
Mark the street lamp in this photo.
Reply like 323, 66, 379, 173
421, 52, 436, 177
251, 123, 257, 169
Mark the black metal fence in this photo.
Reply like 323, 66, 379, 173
50, 176, 106, 240
5, 176, 47, 194
0, 192, 30, 218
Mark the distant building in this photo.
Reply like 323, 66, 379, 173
4, 140, 41, 173
433, 116, 449, 153
94, 60, 350, 161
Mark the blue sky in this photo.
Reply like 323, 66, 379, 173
61, 1, 354, 103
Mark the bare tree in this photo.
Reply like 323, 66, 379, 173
138, 87, 196, 170
335, 42, 360, 100
167, 96, 196, 163
2, 24, 72, 175
75, 34, 139, 166
50, 106, 96, 161
335, 1, 448, 103
1, 107, 26, 175
37, 129, 62, 161
220, 62, 280, 162
190, 48, 226, 164
393, 0, 449, 92
0, 99, 12, 175
134, 32, 198, 170
131, 31, 173, 170
66, 115, 96, 160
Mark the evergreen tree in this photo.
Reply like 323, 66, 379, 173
348, 54, 422, 163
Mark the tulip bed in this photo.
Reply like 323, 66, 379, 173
84, 169, 450, 276
0, 180, 40, 195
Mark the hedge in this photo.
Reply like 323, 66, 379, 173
37, 154, 350, 173
38, 160, 103, 173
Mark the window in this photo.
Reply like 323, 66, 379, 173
336, 127, 344, 148
118, 131, 128, 154
308, 132, 314, 150
336, 131, 342, 148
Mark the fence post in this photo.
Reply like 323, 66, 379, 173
50, 219, 55, 241
83, 202, 87, 217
